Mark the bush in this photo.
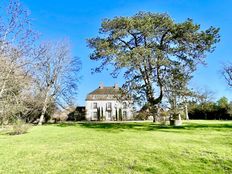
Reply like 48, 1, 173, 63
133, 111, 150, 120
67, 107, 86, 121
52, 112, 68, 123
9, 120, 31, 135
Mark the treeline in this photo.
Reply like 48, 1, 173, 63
188, 97, 232, 120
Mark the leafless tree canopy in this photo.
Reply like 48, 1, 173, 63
223, 63, 232, 88
0, 0, 37, 55
0, 0, 37, 124
34, 40, 81, 125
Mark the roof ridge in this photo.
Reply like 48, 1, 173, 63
86, 86, 121, 99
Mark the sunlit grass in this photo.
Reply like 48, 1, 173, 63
0, 120, 231, 174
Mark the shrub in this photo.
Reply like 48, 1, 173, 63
52, 112, 68, 123
133, 111, 150, 120
67, 111, 85, 121
9, 120, 31, 135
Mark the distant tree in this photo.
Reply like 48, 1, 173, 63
188, 88, 217, 120
216, 96, 230, 119
217, 96, 229, 109
195, 88, 216, 104
34, 40, 81, 125
228, 101, 232, 116
223, 63, 232, 88
88, 12, 220, 120
188, 96, 232, 120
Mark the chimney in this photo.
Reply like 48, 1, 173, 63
99, 82, 104, 89
114, 83, 119, 89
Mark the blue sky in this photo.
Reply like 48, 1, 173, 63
21, 0, 232, 105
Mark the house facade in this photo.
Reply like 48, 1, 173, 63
85, 83, 134, 121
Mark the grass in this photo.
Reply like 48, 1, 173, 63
0, 120, 232, 174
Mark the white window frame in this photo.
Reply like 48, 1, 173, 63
93, 112, 98, 119
123, 111, 127, 118
107, 102, 112, 110
93, 102, 97, 109
122, 102, 127, 109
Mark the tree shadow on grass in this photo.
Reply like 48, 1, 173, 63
57, 121, 232, 133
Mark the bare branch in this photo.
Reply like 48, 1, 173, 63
223, 63, 232, 88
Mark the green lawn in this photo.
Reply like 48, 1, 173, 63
0, 120, 232, 174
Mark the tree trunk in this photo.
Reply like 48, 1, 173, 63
152, 105, 160, 122
147, 91, 163, 123
38, 91, 49, 125
153, 113, 157, 122
0, 81, 6, 99
38, 102, 47, 125
147, 84, 163, 123
178, 113, 181, 121
0, 63, 14, 98
185, 104, 189, 120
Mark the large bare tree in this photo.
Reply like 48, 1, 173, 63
0, 0, 37, 124
34, 40, 81, 125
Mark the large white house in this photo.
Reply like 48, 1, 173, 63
85, 83, 134, 121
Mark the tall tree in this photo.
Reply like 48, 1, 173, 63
34, 40, 81, 125
0, 0, 37, 124
87, 12, 220, 117
0, 0, 37, 97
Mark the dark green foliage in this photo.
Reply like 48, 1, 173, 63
68, 111, 86, 121
67, 106, 86, 121
189, 97, 232, 120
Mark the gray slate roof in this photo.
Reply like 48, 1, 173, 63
86, 86, 122, 101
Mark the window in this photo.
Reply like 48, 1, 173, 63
93, 102, 97, 109
122, 102, 127, 109
106, 102, 112, 110
123, 111, 127, 118
93, 112, 98, 119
